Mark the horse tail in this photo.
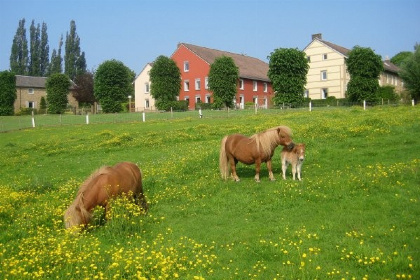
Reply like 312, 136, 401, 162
219, 136, 229, 180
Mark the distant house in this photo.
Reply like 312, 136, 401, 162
134, 63, 155, 111
171, 43, 273, 110
14, 75, 78, 113
303, 33, 404, 100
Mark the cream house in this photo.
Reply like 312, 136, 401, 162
14, 75, 78, 113
303, 33, 403, 100
134, 63, 155, 111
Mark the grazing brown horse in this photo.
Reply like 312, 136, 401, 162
219, 126, 294, 182
64, 162, 148, 229
281, 143, 306, 181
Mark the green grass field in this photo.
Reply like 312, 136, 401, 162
0, 106, 419, 279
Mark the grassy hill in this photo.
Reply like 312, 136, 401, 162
0, 106, 419, 279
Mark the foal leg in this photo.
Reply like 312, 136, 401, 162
297, 163, 302, 181
292, 164, 297, 180
281, 159, 287, 180
267, 159, 276, 181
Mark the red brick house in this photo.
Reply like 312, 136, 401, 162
171, 43, 273, 110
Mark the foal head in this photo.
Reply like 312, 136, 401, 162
294, 143, 306, 162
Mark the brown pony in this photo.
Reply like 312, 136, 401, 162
281, 143, 306, 181
64, 161, 148, 229
219, 126, 294, 182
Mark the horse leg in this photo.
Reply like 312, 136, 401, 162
229, 157, 240, 182
254, 160, 261, 182
297, 163, 302, 181
292, 164, 297, 180
267, 159, 276, 181
282, 159, 287, 180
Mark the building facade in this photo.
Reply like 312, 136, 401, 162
14, 75, 78, 113
171, 43, 273, 110
304, 34, 403, 100
134, 63, 155, 111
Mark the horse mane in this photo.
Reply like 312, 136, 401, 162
77, 166, 112, 195
250, 126, 292, 157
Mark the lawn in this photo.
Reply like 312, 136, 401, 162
0, 105, 419, 279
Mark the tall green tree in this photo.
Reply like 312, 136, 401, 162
391, 51, 412, 67
0, 71, 17, 116
399, 44, 420, 101
46, 73, 70, 114
48, 35, 63, 75
29, 20, 41, 76
73, 72, 95, 106
39, 22, 50, 76
208, 56, 239, 109
64, 20, 86, 80
10, 19, 29, 75
94, 60, 134, 113
346, 46, 383, 103
149, 55, 181, 110
267, 48, 309, 106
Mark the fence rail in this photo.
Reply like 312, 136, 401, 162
0, 101, 415, 133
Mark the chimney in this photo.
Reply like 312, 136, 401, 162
312, 33, 322, 41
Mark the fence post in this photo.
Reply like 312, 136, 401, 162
412, 99, 415, 106
363, 100, 366, 110
142, 111, 146, 122
171, 107, 173, 118
309, 102, 312, 112
255, 103, 258, 114
31, 111, 35, 128
86, 113, 89, 124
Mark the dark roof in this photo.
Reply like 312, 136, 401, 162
180, 43, 270, 82
383, 60, 400, 73
16, 75, 47, 88
15, 75, 76, 89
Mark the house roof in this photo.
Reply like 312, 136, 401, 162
318, 39, 351, 56
15, 75, 77, 89
16, 75, 47, 88
383, 60, 400, 74
179, 43, 270, 82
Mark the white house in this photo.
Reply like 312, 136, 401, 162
134, 63, 155, 111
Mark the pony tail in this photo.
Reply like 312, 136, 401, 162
219, 136, 229, 180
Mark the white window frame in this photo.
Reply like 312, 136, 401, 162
28, 88, 34, 94
323, 53, 328, 60
184, 80, 190, 91
205, 77, 209, 89
144, 82, 150, 93
145, 99, 150, 109
184, 61, 189, 72
195, 78, 201, 90
322, 88, 328, 99
205, 94, 211, 103
239, 79, 244, 90
253, 81, 257, 91
263, 82, 268, 93
321, 70, 327, 81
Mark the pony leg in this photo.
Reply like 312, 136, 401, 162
254, 160, 261, 182
297, 163, 302, 181
229, 158, 240, 182
281, 159, 287, 180
266, 159, 275, 181
292, 164, 297, 180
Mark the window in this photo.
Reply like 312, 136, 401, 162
205, 94, 211, 103
304, 90, 309, 98
323, 53, 328, 60
145, 82, 150, 93
307, 56, 311, 62
321, 70, 327, 80
145, 99, 150, 109
184, 61, 189, 72
253, 81, 257, 91
263, 82, 268, 93
239, 79, 244, 90
205, 77, 209, 89
28, 101, 35, 108
195, 78, 201, 90
195, 95, 201, 104
184, 80, 190, 91
322, 88, 328, 99
28, 88, 34, 94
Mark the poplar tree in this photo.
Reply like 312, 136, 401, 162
29, 20, 41, 76
48, 35, 63, 75
40, 22, 50, 76
64, 20, 86, 80
10, 19, 29, 75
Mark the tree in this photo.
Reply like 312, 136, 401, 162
267, 48, 309, 106
94, 60, 134, 113
29, 20, 41, 76
149, 55, 181, 110
208, 56, 239, 109
0, 71, 17, 116
399, 44, 420, 101
48, 35, 63, 75
46, 73, 70, 114
73, 72, 95, 107
10, 19, 29, 75
346, 46, 383, 103
391, 51, 412, 67
39, 22, 50, 76
64, 20, 86, 80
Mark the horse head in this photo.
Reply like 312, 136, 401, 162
277, 126, 294, 150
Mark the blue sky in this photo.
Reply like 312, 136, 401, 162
1, 0, 419, 75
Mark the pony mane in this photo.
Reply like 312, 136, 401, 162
250, 126, 292, 157
77, 166, 112, 195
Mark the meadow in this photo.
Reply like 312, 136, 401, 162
0, 105, 419, 279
